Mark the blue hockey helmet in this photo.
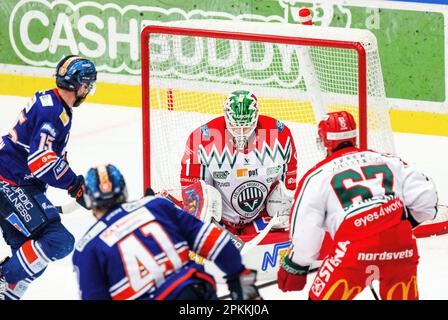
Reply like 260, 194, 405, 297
84, 164, 128, 209
55, 55, 97, 93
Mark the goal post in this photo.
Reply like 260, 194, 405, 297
141, 20, 394, 196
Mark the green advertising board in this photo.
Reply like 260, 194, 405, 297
0, 0, 447, 110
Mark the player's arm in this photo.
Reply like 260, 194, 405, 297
278, 170, 327, 292
73, 246, 110, 300
400, 160, 438, 227
28, 112, 87, 208
160, 198, 260, 300
27, 119, 77, 190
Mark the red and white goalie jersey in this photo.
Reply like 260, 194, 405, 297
180, 115, 297, 225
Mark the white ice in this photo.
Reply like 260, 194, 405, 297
0, 95, 446, 300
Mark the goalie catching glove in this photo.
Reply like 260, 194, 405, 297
226, 269, 262, 300
181, 180, 222, 224
266, 181, 294, 230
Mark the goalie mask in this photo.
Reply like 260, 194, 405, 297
224, 90, 259, 150
317, 111, 357, 153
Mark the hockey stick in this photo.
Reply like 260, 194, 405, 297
211, 212, 280, 256
56, 200, 81, 214
218, 261, 321, 300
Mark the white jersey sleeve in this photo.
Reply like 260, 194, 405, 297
401, 162, 438, 224
289, 168, 328, 266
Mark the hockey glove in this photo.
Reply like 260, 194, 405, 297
277, 255, 309, 292
226, 269, 262, 300
266, 181, 294, 231
68, 175, 89, 209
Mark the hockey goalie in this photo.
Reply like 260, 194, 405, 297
180, 90, 297, 238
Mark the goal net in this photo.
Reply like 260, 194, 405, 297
141, 20, 395, 198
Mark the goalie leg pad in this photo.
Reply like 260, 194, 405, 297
182, 181, 222, 224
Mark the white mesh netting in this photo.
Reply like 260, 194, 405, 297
143, 21, 395, 196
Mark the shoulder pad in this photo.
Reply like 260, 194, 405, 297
75, 221, 107, 252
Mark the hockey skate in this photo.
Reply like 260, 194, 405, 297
0, 258, 8, 300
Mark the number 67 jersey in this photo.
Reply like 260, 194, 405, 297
289, 146, 438, 267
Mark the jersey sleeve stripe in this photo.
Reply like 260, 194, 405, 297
28, 150, 58, 176
17, 240, 49, 276
193, 223, 211, 252
196, 226, 225, 259
208, 232, 230, 261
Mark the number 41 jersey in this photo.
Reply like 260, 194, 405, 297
72, 196, 240, 300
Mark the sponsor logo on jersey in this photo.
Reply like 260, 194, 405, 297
41, 122, 57, 137
39, 94, 53, 107
1, 183, 33, 222
53, 159, 69, 180
41, 202, 55, 210
236, 168, 248, 178
100, 209, 156, 246
200, 124, 210, 140
59, 110, 69, 127
236, 168, 258, 178
287, 177, 296, 185
266, 177, 277, 184
311, 241, 350, 298
266, 165, 281, 176
357, 249, 414, 261
5, 213, 31, 237
231, 181, 268, 218
76, 221, 107, 252
215, 181, 230, 188
385, 276, 418, 300
212, 170, 230, 179
276, 120, 285, 133
318, 279, 363, 300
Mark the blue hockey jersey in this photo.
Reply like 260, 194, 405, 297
72, 196, 244, 300
0, 89, 77, 189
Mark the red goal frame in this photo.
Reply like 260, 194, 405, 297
140, 25, 368, 192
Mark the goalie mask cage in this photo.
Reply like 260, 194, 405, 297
141, 20, 395, 198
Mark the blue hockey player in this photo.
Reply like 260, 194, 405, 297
72, 164, 261, 300
0, 55, 97, 299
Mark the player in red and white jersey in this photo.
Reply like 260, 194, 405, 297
277, 111, 438, 300
180, 90, 297, 236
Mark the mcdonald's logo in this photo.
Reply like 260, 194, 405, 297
386, 276, 418, 300
322, 279, 362, 300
